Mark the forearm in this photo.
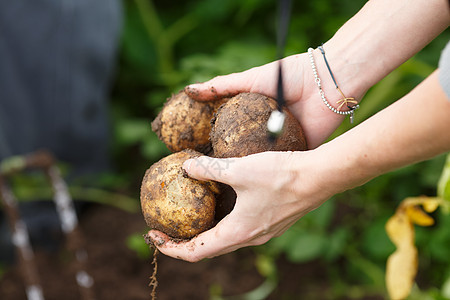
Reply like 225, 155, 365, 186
319, 0, 449, 102
150, 72, 449, 262
305, 71, 450, 196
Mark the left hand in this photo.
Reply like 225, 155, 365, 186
184, 53, 355, 149
146, 151, 331, 262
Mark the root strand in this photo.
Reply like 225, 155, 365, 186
149, 248, 158, 300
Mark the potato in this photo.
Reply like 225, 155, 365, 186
140, 149, 219, 239
142, 93, 306, 240
210, 92, 307, 158
151, 91, 227, 154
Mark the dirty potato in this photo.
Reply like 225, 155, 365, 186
140, 149, 219, 240
210, 92, 307, 158
151, 91, 227, 154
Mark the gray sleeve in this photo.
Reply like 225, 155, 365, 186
439, 41, 450, 100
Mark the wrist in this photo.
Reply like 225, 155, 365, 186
309, 47, 362, 119
305, 140, 375, 196
315, 44, 370, 106
322, 0, 450, 99
286, 150, 346, 206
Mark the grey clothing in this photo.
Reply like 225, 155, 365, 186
439, 41, 450, 100
0, 0, 122, 175
0, 0, 122, 263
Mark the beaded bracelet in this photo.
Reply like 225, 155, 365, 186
307, 47, 359, 123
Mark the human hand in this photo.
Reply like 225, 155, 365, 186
184, 52, 362, 149
146, 151, 332, 262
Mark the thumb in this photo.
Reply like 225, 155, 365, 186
183, 156, 236, 185
184, 69, 257, 101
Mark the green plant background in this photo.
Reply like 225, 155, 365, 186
3, 0, 449, 299
113, 0, 450, 299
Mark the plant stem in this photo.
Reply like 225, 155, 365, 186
134, 0, 174, 76
11, 186, 139, 213
134, 0, 199, 88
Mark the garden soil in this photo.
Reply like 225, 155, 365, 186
0, 205, 383, 300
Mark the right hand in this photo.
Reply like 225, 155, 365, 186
146, 150, 333, 262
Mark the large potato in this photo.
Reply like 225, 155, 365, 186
210, 92, 307, 158
151, 91, 227, 154
140, 149, 219, 239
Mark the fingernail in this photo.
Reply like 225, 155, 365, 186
187, 83, 201, 90
147, 231, 167, 247
185, 84, 201, 96
183, 159, 194, 174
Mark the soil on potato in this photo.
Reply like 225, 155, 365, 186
140, 149, 217, 240
0, 205, 383, 300
210, 93, 307, 158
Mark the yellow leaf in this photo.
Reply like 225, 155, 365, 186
421, 198, 440, 213
405, 205, 435, 226
386, 246, 418, 300
385, 197, 443, 299
385, 212, 414, 248
385, 211, 419, 299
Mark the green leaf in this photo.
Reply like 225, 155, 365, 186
286, 231, 327, 263
180, 41, 274, 84
265, 226, 301, 256
126, 233, 151, 260
437, 153, 450, 204
121, 2, 158, 76
305, 200, 335, 229
361, 217, 396, 261
115, 119, 151, 145
255, 254, 277, 278
141, 132, 170, 161
442, 274, 450, 299
424, 212, 450, 263
323, 228, 350, 261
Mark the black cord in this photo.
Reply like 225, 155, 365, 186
318, 45, 358, 112
318, 45, 339, 89
275, 0, 292, 112
268, 0, 292, 140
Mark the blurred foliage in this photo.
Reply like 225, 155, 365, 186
111, 0, 380, 179
0, 0, 447, 298
126, 232, 152, 260
111, 0, 450, 298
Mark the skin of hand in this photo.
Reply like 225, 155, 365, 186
147, 70, 450, 262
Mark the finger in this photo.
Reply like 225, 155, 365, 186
183, 156, 238, 185
184, 67, 262, 101
145, 230, 170, 247
150, 216, 287, 262
147, 219, 241, 262
146, 204, 296, 262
